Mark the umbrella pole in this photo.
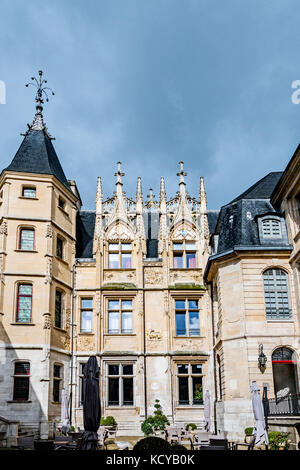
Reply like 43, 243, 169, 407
262, 386, 269, 450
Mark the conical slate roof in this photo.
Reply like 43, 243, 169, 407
5, 129, 71, 191
229, 172, 282, 204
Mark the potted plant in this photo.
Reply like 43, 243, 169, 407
100, 416, 117, 437
141, 400, 169, 437
244, 427, 254, 443
185, 423, 197, 432
268, 431, 290, 450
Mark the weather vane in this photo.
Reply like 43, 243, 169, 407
23, 70, 55, 138
25, 70, 55, 113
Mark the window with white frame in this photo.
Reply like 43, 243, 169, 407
107, 363, 134, 406
80, 298, 93, 333
108, 299, 133, 334
263, 268, 291, 319
261, 219, 282, 238
176, 363, 203, 405
175, 299, 200, 336
108, 242, 132, 269
173, 241, 196, 268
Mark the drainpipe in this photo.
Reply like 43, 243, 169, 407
69, 259, 77, 426
142, 264, 147, 419
208, 281, 218, 435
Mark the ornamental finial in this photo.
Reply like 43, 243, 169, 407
177, 161, 187, 185
114, 161, 125, 185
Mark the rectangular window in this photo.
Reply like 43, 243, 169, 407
107, 363, 134, 407
19, 229, 34, 250
173, 241, 196, 268
53, 365, 62, 402
58, 197, 65, 209
56, 237, 63, 259
81, 298, 93, 333
108, 299, 133, 334
55, 290, 63, 328
22, 187, 36, 198
79, 363, 87, 406
175, 299, 200, 336
16, 284, 32, 323
13, 362, 30, 401
177, 363, 203, 405
108, 242, 132, 269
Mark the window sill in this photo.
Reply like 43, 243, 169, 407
104, 268, 135, 272
176, 404, 204, 409
7, 400, 32, 404
170, 268, 200, 271
106, 406, 135, 410
53, 326, 67, 333
267, 319, 294, 323
51, 401, 61, 405
10, 322, 35, 326
105, 333, 136, 336
173, 335, 203, 339
55, 256, 69, 266
18, 197, 39, 201
14, 249, 38, 253
58, 206, 70, 218
78, 332, 94, 335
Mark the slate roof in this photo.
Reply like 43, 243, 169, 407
213, 171, 291, 255
143, 208, 160, 258
76, 211, 96, 258
207, 210, 220, 234
4, 129, 71, 191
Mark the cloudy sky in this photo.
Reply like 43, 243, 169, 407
0, 0, 300, 210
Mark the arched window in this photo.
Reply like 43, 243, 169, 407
272, 347, 298, 397
261, 218, 281, 238
263, 268, 291, 319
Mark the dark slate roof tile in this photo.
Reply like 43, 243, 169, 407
229, 172, 283, 203
76, 211, 96, 258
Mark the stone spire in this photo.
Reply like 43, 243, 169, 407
96, 176, 103, 215
115, 161, 124, 195
24, 70, 55, 139
160, 176, 167, 207
199, 176, 207, 212
136, 177, 143, 212
177, 161, 187, 196
159, 177, 168, 254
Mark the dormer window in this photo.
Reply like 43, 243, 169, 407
173, 241, 196, 268
22, 186, 36, 198
262, 219, 281, 238
108, 242, 132, 269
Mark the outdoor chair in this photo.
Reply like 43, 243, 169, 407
165, 426, 181, 444
232, 435, 256, 450
210, 438, 228, 449
98, 429, 108, 450
190, 431, 210, 450
55, 437, 83, 450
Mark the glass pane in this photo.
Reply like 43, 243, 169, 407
122, 300, 132, 310
20, 230, 34, 250
189, 311, 200, 336
121, 253, 132, 269
55, 291, 62, 328
173, 243, 183, 250
19, 285, 32, 296
175, 300, 185, 309
123, 378, 133, 405
81, 310, 92, 332
122, 311, 132, 334
192, 364, 202, 374
108, 365, 119, 375
56, 238, 63, 258
108, 378, 119, 405
185, 242, 196, 250
109, 243, 119, 251
17, 287, 32, 323
177, 364, 188, 374
193, 376, 203, 404
121, 243, 132, 250
53, 379, 60, 402
54, 365, 61, 378
109, 253, 119, 268
173, 253, 183, 268
178, 377, 189, 404
176, 313, 186, 336
108, 300, 119, 310
13, 377, 29, 401
108, 311, 119, 334
122, 365, 133, 375
14, 362, 30, 375
23, 187, 36, 198
186, 252, 196, 268
188, 300, 198, 309
81, 298, 93, 309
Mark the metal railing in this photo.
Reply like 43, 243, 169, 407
267, 393, 300, 416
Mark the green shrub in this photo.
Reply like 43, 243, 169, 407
133, 437, 171, 453
268, 431, 290, 450
244, 427, 253, 436
185, 423, 197, 431
100, 416, 117, 426
141, 400, 170, 436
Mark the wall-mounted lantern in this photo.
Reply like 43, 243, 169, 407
258, 344, 267, 370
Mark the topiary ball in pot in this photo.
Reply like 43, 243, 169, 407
133, 437, 171, 453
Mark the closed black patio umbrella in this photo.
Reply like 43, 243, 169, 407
81, 356, 101, 450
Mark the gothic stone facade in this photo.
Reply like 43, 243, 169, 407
0, 103, 299, 440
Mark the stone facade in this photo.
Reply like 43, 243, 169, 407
0, 97, 299, 442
